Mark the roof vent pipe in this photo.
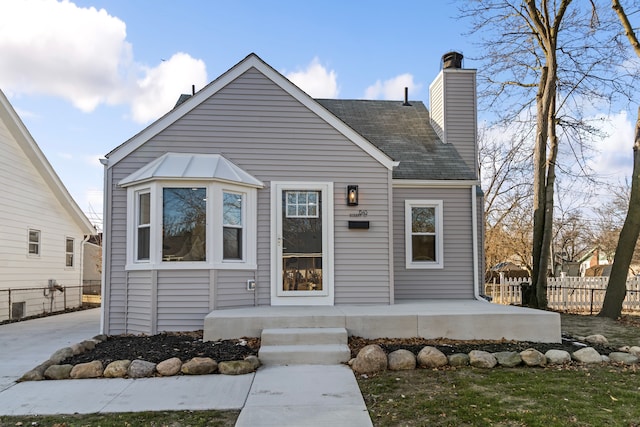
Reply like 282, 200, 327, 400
192, 85, 195, 95
442, 51, 463, 69
402, 87, 411, 106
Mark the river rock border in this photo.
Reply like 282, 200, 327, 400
18, 334, 261, 382
349, 334, 640, 375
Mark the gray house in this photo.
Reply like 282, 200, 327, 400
101, 53, 492, 336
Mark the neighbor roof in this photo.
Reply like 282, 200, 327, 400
316, 99, 476, 181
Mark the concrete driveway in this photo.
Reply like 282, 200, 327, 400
0, 308, 100, 391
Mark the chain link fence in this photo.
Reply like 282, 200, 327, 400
0, 281, 101, 323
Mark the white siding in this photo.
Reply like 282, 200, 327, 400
104, 68, 392, 333
393, 187, 475, 299
0, 110, 86, 320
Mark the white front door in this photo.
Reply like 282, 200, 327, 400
271, 182, 334, 305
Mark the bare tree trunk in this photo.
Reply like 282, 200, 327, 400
599, 107, 640, 318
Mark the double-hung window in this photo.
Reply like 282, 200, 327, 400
405, 200, 443, 269
28, 229, 40, 256
65, 237, 75, 267
222, 191, 243, 260
136, 191, 151, 261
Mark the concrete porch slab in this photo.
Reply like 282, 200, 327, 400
204, 300, 561, 343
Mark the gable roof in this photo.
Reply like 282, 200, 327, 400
0, 89, 95, 234
316, 99, 476, 181
105, 53, 398, 171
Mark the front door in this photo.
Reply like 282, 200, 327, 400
272, 182, 333, 305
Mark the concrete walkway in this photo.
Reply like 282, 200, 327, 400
0, 309, 372, 426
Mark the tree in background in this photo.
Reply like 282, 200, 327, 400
599, 0, 640, 318
462, 0, 634, 308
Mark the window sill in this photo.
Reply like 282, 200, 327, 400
125, 262, 257, 271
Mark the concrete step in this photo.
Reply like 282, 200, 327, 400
261, 327, 348, 346
258, 344, 351, 365
259, 328, 351, 365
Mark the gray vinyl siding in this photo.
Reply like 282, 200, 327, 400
104, 68, 392, 333
430, 70, 478, 179
215, 269, 258, 309
393, 187, 475, 300
126, 270, 152, 333
157, 270, 210, 331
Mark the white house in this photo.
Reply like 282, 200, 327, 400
0, 89, 96, 321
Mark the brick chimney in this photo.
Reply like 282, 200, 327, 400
429, 52, 478, 179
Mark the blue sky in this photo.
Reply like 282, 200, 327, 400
0, 0, 634, 230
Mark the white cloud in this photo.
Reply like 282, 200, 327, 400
587, 110, 635, 183
131, 53, 207, 123
0, 0, 207, 123
0, 0, 131, 112
285, 58, 339, 98
365, 73, 422, 100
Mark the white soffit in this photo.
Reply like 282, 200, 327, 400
119, 152, 264, 188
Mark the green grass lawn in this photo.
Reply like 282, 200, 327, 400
358, 365, 640, 426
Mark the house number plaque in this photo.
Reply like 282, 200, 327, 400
349, 210, 368, 217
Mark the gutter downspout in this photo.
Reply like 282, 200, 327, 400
471, 184, 485, 301
99, 158, 109, 334
81, 234, 91, 307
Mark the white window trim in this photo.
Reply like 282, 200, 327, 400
405, 200, 444, 269
125, 180, 257, 271
65, 236, 75, 268
27, 228, 40, 257
135, 189, 151, 262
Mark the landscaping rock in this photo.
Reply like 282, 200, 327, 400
417, 346, 448, 368
448, 353, 470, 367
50, 347, 74, 364
388, 349, 416, 371
352, 344, 387, 374
92, 334, 108, 342
493, 351, 521, 367
156, 357, 182, 376
545, 349, 571, 364
218, 360, 255, 375
572, 347, 602, 364
70, 360, 103, 379
520, 348, 546, 367
44, 364, 73, 380
81, 340, 97, 351
609, 352, 639, 365
244, 355, 261, 370
181, 357, 218, 375
469, 350, 497, 368
629, 346, 640, 357
70, 343, 85, 356
584, 334, 608, 345
128, 360, 156, 378
104, 360, 131, 378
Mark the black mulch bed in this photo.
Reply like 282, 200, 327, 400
61, 329, 619, 369
62, 331, 260, 367
348, 334, 620, 359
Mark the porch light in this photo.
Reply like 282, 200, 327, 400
347, 185, 359, 206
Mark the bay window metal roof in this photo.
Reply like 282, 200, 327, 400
119, 152, 264, 188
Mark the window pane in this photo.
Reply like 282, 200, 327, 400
137, 227, 150, 260
223, 227, 242, 259
412, 235, 436, 262
65, 238, 74, 267
28, 230, 40, 255
412, 207, 435, 233
163, 187, 206, 262
223, 192, 242, 226
139, 192, 150, 225
29, 243, 39, 255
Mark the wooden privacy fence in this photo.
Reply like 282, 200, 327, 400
486, 276, 640, 314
